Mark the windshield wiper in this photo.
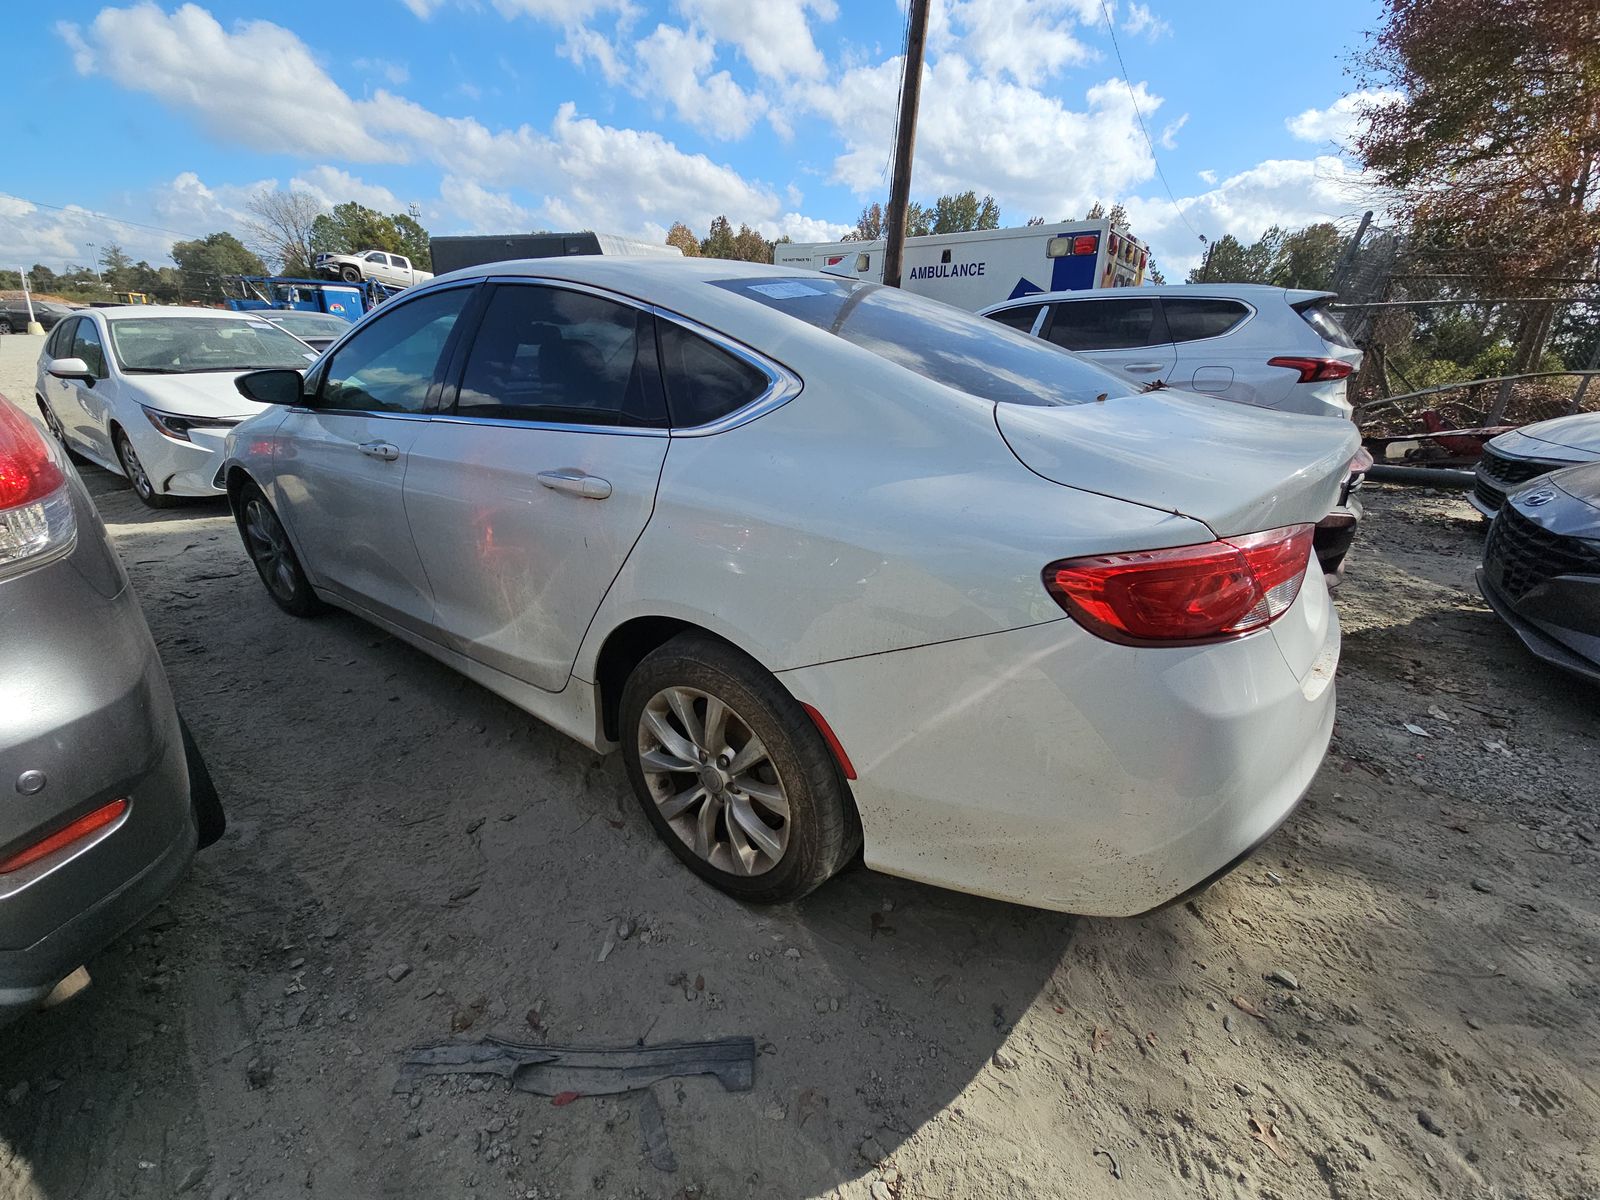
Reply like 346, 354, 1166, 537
121, 367, 182, 374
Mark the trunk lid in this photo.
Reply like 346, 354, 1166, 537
995, 389, 1359, 536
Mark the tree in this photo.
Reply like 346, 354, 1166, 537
846, 202, 885, 242
730, 223, 774, 263
170, 232, 267, 297
665, 221, 701, 256
392, 206, 432, 271
700, 215, 737, 259
245, 189, 324, 276
1355, 0, 1600, 399
98, 242, 134, 290
928, 190, 1001, 234
1188, 222, 1345, 289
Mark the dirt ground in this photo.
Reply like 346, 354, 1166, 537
1, 332, 1597, 1200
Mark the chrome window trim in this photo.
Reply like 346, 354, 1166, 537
445, 275, 803, 439
648, 307, 803, 438
1029, 305, 1049, 337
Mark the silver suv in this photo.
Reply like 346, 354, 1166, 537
0, 394, 223, 1023
980, 284, 1363, 421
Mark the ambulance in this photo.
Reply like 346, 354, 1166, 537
773, 219, 1150, 312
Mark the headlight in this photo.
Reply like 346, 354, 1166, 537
141, 407, 244, 443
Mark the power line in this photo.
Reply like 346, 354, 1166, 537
0, 191, 199, 241
1096, 0, 1201, 241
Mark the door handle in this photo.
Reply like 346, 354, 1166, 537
537, 469, 612, 499
1122, 363, 1166, 373
358, 441, 400, 461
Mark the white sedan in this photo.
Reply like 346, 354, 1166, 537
33, 306, 319, 508
220, 259, 1358, 915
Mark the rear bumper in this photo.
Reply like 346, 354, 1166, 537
779, 591, 1338, 916
1314, 495, 1362, 582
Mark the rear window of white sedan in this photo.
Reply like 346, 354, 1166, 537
713, 276, 1125, 406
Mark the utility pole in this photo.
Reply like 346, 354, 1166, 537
881, 0, 930, 290
1330, 210, 1373, 294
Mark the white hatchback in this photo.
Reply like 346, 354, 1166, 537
980, 284, 1364, 421
33, 306, 319, 508
221, 259, 1357, 916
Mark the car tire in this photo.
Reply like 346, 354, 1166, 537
234, 481, 325, 618
35, 398, 68, 447
340, 266, 362, 283
113, 428, 180, 509
620, 633, 856, 905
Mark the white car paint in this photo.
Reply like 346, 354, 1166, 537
980, 283, 1364, 421
314, 249, 433, 289
223, 259, 1357, 915
33, 305, 317, 501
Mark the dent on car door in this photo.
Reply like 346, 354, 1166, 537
271, 284, 475, 632
1042, 297, 1176, 383
402, 281, 671, 691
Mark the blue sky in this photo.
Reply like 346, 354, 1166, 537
3, 0, 1387, 278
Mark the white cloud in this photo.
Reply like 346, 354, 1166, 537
288, 166, 403, 213
353, 57, 411, 86
430, 176, 535, 232
633, 24, 769, 139
1124, 155, 1375, 277
59, 6, 402, 162
674, 0, 838, 80
807, 56, 1164, 221
1119, 2, 1170, 39
945, 0, 1097, 86
398, 0, 443, 16
1197, 168, 1217, 185
1286, 89, 1404, 149
769, 212, 853, 242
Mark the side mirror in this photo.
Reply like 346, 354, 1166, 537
235, 368, 306, 407
46, 357, 93, 382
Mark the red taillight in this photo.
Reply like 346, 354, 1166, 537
0, 400, 65, 510
1268, 356, 1354, 383
0, 799, 128, 875
1073, 234, 1099, 256
1044, 525, 1315, 645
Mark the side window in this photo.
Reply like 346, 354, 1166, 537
393, 256, 409, 270
656, 321, 772, 427
365, 251, 388, 263
454, 285, 666, 428
1163, 298, 1249, 343
1045, 299, 1158, 351
72, 320, 108, 378
47, 317, 78, 358
986, 305, 1043, 334
320, 287, 470, 413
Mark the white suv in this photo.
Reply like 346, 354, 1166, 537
980, 284, 1363, 420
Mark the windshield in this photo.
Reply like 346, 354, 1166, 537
268, 314, 350, 337
711, 276, 1124, 406
108, 316, 317, 373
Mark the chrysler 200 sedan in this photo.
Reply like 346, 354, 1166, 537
220, 258, 1358, 916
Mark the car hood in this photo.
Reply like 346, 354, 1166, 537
1496, 412, 1600, 459
125, 371, 273, 419
1548, 461, 1600, 521
995, 389, 1359, 536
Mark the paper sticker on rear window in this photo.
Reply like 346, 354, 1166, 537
747, 281, 825, 299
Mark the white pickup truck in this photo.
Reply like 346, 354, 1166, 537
313, 249, 433, 289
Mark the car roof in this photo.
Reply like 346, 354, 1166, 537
980, 283, 1336, 312
87, 305, 266, 320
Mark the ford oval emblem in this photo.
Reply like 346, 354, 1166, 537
1521, 488, 1557, 507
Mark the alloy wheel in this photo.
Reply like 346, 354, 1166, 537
37, 401, 67, 445
243, 497, 299, 602
637, 686, 791, 877
116, 434, 154, 499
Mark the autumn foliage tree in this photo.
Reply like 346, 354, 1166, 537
1355, 0, 1600, 403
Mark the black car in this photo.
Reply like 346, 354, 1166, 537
2, 299, 74, 333
1477, 461, 1600, 684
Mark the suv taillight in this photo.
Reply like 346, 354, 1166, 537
1043, 525, 1315, 645
0, 400, 76, 575
1268, 356, 1354, 383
